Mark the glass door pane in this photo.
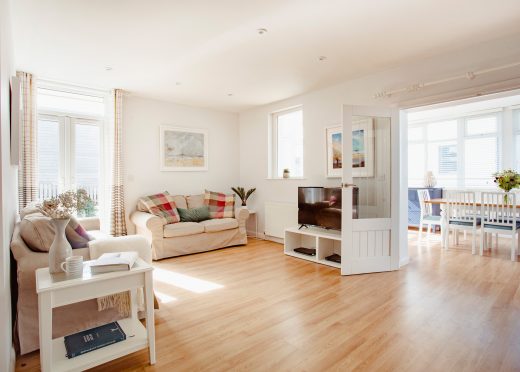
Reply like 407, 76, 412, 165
38, 118, 61, 200
352, 115, 391, 219
74, 121, 100, 216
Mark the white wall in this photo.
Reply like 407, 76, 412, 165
239, 33, 520, 264
123, 96, 239, 233
0, 0, 17, 370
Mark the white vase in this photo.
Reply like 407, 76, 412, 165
424, 171, 437, 188
48, 218, 72, 274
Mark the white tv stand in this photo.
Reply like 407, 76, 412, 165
284, 226, 341, 269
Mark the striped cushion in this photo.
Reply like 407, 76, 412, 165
204, 190, 235, 219
139, 192, 180, 224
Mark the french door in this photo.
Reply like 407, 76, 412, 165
341, 105, 400, 275
37, 114, 103, 209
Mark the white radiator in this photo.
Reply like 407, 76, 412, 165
264, 202, 298, 239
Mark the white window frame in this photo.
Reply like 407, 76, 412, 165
36, 81, 109, 216
269, 105, 304, 179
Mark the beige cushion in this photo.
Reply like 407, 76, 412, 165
186, 194, 205, 209
137, 194, 187, 211
19, 213, 55, 252
19, 203, 40, 219
163, 222, 204, 238
199, 218, 238, 233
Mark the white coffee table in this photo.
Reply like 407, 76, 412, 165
36, 258, 155, 372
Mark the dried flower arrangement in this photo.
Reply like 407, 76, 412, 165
38, 189, 94, 219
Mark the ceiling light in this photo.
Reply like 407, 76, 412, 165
257, 28, 268, 35
318, 56, 327, 61
227, 93, 233, 97
105, 66, 112, 71
175, 81, 182, 86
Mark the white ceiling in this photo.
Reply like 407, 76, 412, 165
11, 0, 520, 112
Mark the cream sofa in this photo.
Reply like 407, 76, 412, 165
10, 216, 152, 355
130, 194, 249, 260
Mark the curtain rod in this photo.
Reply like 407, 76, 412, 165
374, 61, 520, 99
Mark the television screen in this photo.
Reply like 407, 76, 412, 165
298, 187, 358, 230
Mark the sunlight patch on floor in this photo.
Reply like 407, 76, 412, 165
154, 290, 178, 304
153, 267, 224, 293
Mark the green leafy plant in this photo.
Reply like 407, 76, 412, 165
231, 186, 256, 207
493, 169, 520, 203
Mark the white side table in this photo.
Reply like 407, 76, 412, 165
248, 210, 259, 238
36, 258, 155, 372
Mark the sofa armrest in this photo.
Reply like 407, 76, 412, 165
78, 217, 100, 231
130, 211, 163, 234
89, 236, 152, 264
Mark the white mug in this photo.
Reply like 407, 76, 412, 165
60, 256, 83, 276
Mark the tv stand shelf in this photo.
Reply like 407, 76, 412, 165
284, 227, 341, 269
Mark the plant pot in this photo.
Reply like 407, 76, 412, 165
283, 172, 290, 179
48, 218, 72, 274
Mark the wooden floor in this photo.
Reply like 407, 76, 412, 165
16, 232, 520, 371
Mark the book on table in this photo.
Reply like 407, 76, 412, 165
64, 321, 126, 359
90, 251, 138, 274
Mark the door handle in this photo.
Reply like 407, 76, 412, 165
341, 183, 357, 188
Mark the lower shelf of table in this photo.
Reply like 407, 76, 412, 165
284, 251, 341, 269
51, 317, 148, 372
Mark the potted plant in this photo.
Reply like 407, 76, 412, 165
493, 169, 520, 203
283, 168, 290, 179
231, 186, 256, 207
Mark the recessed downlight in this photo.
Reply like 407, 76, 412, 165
105, 66, 113, 71
257, 28, 268, 35
227, 93, 233, 97
175, 81, 182, 86
318, 56, 327, 61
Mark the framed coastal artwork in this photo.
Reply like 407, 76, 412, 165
326, 118, 374, 178
160, 125, 208, 171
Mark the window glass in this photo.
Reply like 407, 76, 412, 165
408, 143, 425, 186
465, 137, 497, 187
465, 116, 497, 136
38, 118, 60, 199
75, 122, 100, 210
426, 120, 457, 141
408, 127, 423, 141
274, 109, 303, 177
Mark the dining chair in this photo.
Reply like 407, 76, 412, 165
445, 190, 480, 254
417, 189, 442, 243
480, 192, 520, 261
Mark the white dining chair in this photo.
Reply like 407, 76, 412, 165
480, 192, 520, 261
417, 189, 442, 243
445, 190, 480, 254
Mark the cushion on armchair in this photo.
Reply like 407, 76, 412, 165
138, 192, 181, 224
204, 190, 235, 219
19, 213, 92, 252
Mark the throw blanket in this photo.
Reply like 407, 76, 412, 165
97, 292, 132, 317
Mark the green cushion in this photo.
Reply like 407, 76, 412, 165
177, 206, 210, 222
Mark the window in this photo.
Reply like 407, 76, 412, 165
515, 109, 520, 170
37, 85, 106, 216
408, 114, 500, 188
271, 107, 303, 178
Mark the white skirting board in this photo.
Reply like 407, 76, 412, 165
264, 202, 298, 239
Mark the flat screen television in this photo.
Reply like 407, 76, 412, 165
298, 187, 358, 230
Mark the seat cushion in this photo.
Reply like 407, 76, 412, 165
163, 222, 204, 238
484, 220, 520, 230
449, 218, 481, 227
423, 215, 441, 223
199, 218, 238, 233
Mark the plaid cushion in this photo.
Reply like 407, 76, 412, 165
139, 192, 180, 224
204, 190, 235, 219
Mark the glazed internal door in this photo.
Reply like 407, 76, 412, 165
341, 105, 400, 275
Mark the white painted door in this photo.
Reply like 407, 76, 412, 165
341, 105, 400, 275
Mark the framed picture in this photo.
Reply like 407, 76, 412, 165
326, 126, 342, 178
160, 125, 208, 171
326, 118, 374, 178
